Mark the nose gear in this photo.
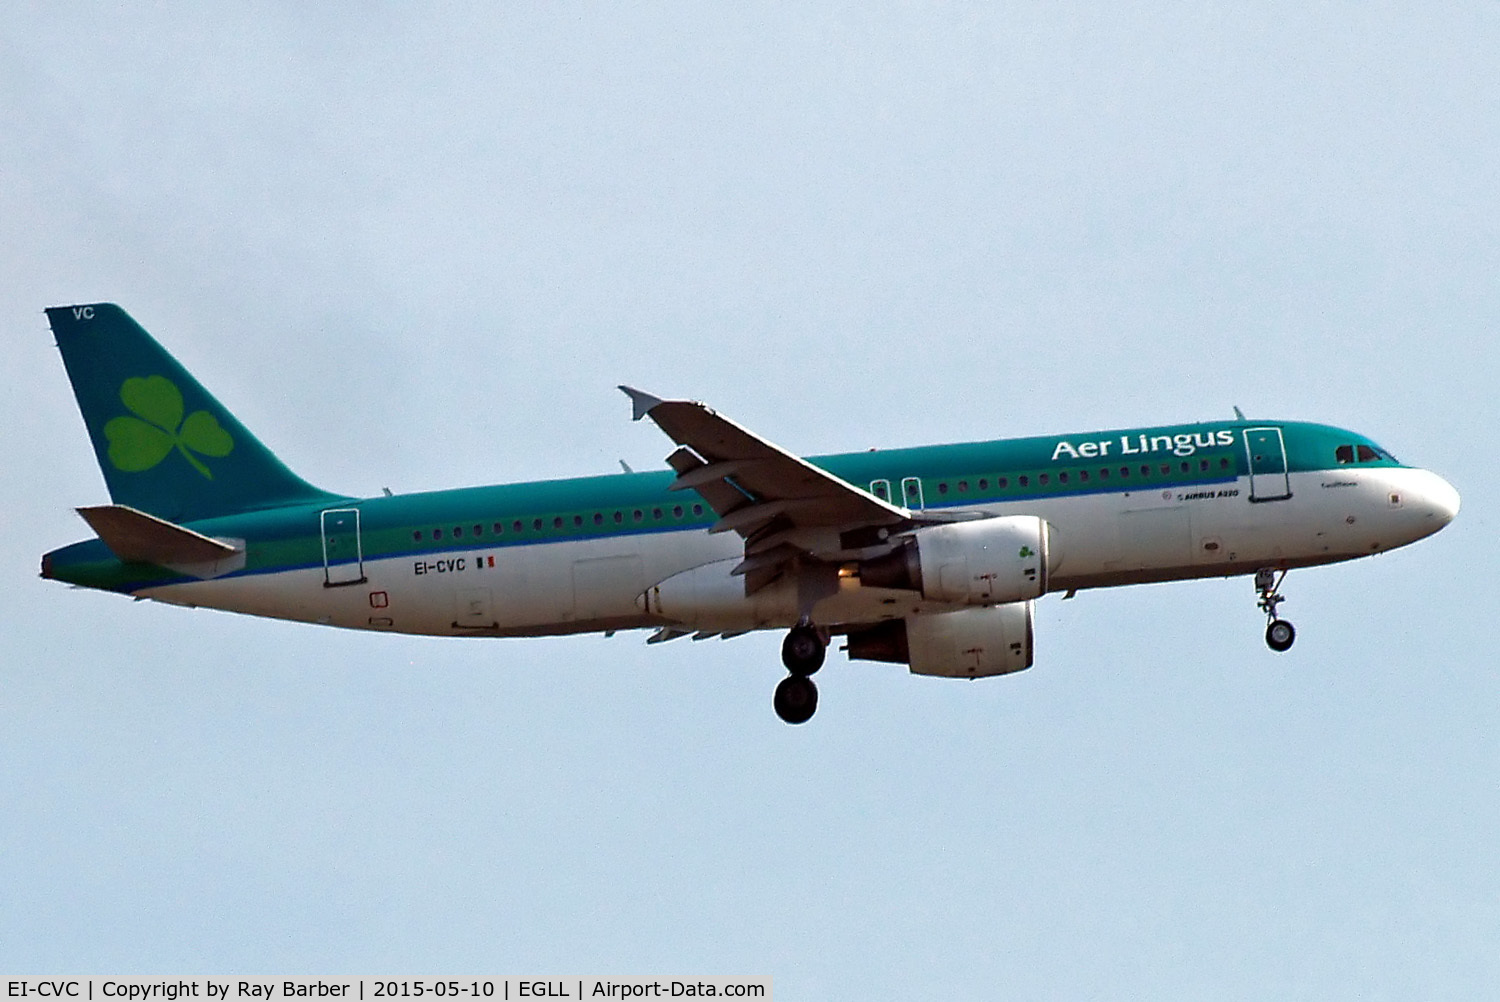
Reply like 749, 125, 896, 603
1255, 568, 1295, 652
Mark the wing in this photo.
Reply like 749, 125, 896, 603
621, 386, 912, 593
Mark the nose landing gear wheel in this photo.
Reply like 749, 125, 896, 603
1265, 619, 1296, 652
781, 625, 826, 675
774, 674, 819, 725
1255, 568, 1296, 653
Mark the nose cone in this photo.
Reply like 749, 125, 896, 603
1429, 474, 1461, 526
1407, 468, 1461, 531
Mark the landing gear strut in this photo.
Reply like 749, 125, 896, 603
774, 623, 826, 724
1256, 568, 1296, 652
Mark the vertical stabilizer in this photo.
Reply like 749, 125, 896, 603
47, 303, 343, 521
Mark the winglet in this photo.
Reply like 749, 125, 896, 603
618, 385, 664, 422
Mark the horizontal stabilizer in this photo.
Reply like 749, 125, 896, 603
77, 504, 241, 566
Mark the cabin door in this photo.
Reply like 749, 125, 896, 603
1244, 427, 1292, 502
321, 508, 367, 586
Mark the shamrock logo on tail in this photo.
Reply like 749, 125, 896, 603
104, 376, 234, 479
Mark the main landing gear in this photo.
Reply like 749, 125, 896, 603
773, 623, 826, 725
1256, 568, 1296, 652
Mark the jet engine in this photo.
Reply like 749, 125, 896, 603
858, 515, 1053, 605
846, 603, 1034, 678
638, 557, 800, 629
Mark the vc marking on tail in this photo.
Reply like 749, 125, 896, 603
103, 375, 234, 479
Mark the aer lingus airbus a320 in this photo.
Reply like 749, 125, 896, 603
41, 304, 1460, 723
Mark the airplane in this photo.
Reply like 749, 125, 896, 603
40, 304, 1460, 723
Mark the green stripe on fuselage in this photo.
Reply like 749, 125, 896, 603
42, 419, 1399, 593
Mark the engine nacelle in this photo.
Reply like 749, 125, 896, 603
638, 557, 800, 630
860, 515, 1051, 605
846, 603, 1034, 678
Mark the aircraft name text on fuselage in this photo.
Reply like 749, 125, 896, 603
1177, 488, 1241, 501
1049, 429, 1238, 462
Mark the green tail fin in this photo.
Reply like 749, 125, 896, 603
47, 303, 343, 522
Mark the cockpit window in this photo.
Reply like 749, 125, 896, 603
1337, 442, 1394, 465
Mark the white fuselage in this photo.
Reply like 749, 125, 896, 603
139, 465, 1457, 639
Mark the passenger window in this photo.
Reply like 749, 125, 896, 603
433, 528, 443, 540
553, 516, 563, 530
493, 523, 504, 535
1119, 467, 1130, 478
594, 513, 603, 526
1039, 473, 1050, 486
938, 483, 949, 495
453, 526, 463, 538
1357, 445, 1380, 463
533, 518, 543, 531
1019, 475, 1030, 487
979, 478, 989, 490
512, 520, 523, 533
474, 524, 483, 536
958, 480, 969, 492
870, 479, 891, 502
1336, 445, 1355, 464
998, 477, 1009, 489
573, 515, 583, 527
614, 511, 623, 524
413, 530, 423, 542
1098, 467, 1109, 480
673, 505, 683, 518
693, 504, 704, 516
1058, 472, 1069, 484
1079, 470, 1089, 482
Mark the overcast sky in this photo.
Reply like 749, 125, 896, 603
3, 4, 1497, 997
